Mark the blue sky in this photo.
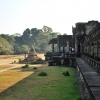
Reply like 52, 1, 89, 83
0, 0, 100, 35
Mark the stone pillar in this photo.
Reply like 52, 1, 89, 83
91, 44, 92, 56
93, 43, 94, 58
97, 43, 99, 58
61, 58, 64, 65
52, 44, 54, 53
63, 47, 65, 52
91, 43, 94, 57
94, 43, 97, 58
75, 41, 78, 53
67, 41, 69, 52
69, 59, 72, 66
60, 47, 61, 53
75, 35, 78, 53
58, 46, 60, 52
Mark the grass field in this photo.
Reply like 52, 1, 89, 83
0, 64, 81, 100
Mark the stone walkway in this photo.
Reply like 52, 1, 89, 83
76, 58, 100, 100
0, 65, 20, 73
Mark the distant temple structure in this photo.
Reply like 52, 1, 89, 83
26, 46, 39, 62
45, 34, 74, 66
22, 46, 43, 63
72, 20, 100, 54
45, 20, 100, 99
48, 35, 73, 53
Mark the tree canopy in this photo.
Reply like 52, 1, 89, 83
0, 36, 13, 54
0, 26, 59, 54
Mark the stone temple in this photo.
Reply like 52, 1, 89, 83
26, 46, 39, 62
22, 46, 40, 63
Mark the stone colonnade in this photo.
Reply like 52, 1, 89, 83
51, 43, 69, 53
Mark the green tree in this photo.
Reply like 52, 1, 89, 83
21, 45, 30, 58
0, 36, 13, 54
0, 25, 58, 54
13, 44, 21, 54
1, 48, 13, 55
0, 34, 15, 47
21, 28, 31, 46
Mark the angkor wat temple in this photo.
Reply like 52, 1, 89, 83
45, 20, 100, 100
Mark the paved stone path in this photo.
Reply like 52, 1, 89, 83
0, 65, 20, 73
76, 58, 100, 100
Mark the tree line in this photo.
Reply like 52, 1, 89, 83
0, 26, 59, 55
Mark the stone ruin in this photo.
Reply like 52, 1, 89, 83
26, 46, 38, 61
21, 46, 44, 64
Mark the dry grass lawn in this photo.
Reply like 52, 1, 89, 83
0, 69, 33, 92
0, 54, 44, 64
0, 54, 44, 93
0, 55, 24, 64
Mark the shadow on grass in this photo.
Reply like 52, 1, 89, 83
0, 65, 47, 95
0, 68, 37, 99
0, 65, 81, 100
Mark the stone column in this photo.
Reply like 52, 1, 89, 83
75, 35, 78, 53
75, 41, 78, 53
67, 41, 69, 52
58, 46, 59, 52
91, 43, 94, 57
63, 47, 65, 52
69, 59, 72, 67
97, 42, 99, 58
52, 44, 54, 53
93, 43, 94, 58
59, 46, 60, 53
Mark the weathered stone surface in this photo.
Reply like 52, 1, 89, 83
76, 58, 100, 100
26, 46, 39, 61
21, 46, 41, 63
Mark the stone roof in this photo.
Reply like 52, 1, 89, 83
48, 38, 57, 44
